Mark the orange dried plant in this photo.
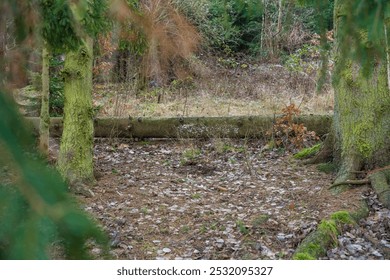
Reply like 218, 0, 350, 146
268, 103, 319, 151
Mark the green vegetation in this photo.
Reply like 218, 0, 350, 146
180, 225, 190, 233
0, 93, 108, 259
181, 148, 202, 165
293, 143, 321, 159
191, 193, 201, 199
2, 0, 390, 261
330, 211, 355, 225
48, 55, 65, 116
293, 252, 316, 260
236, 220, 249, 235
293, 210, 363, 260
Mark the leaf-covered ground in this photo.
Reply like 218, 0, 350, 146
72, 138, 379, 260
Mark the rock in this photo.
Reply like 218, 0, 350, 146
162, 248, 172, 253
346, 244, 363, 254
215, 238, 224, 249
276, 233, 286, 241
371, 250, 383, 258
259, 245, 275, 259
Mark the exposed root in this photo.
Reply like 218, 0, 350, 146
328, 179, 371, 190
369, 170, 390, 209
303, 132, 334, 165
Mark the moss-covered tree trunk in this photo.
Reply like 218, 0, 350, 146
385, 8, 390, 92
58, 37, 94, 184
332, 0, 390, 185
39, 44, 50, 156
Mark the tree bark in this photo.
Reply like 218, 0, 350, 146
39, 44, 50, 156
385, 5, 390, 92
58, 37, 95, 184
277, 0, 283, 50
332, 0, 390, 186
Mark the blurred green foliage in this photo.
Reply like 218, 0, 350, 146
174, 0, 263, 55
41, 0, 111, 52
0, 92, 108, 259
0, 0, 109, 260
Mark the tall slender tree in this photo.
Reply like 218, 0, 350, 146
38, 43, 50, 156
58, 36, 95, 184
40, 0, 109, 185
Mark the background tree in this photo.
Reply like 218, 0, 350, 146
38, 43, 50, 156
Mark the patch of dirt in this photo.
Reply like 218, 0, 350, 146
78, 138, 366, 260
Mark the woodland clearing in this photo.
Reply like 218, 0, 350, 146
47, 59, 389, 260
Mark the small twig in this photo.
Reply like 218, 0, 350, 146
328, 179, 371, 190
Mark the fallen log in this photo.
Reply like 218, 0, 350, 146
26, 114, 332, 139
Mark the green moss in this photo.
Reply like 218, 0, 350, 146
318, 220, 338, 236
305, 243, 323, 255
293, 252, 316, 260
293, 143, 321, 159
316, 162, 337, 174
236, 220, 249, 235
330, 211, 356, 225
293, 241, 326, 260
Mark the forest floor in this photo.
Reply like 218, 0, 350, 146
69, 137, 379, 260
74, 56, 390, 260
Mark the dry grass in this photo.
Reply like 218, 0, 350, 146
93, 57, 334, 118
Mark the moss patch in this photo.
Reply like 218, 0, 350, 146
293, 252, 316, 260
293, 143, 321, 159
330, 211, 356, 225
293, 207, 368, 260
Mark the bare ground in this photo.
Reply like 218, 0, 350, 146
75, 138, 366, 260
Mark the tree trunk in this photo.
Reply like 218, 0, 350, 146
385, 7, 390, 92
39, 44, 50, 156
146, 37, 163, 86
58, 37, 95, 184
332, 0, 390, 185
277, 0, 283, 50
